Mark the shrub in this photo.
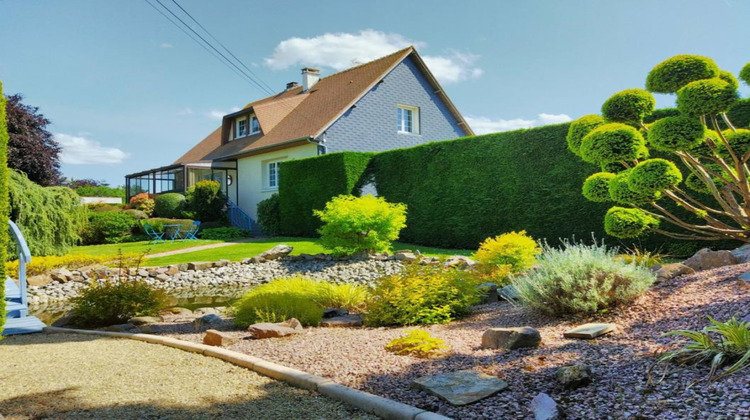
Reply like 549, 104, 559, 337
511, 239, 655, 316
677, 78, 738, 117
473, 231, 540, 273
81, 211, 137, 245
616, 247, 663, 268
257, 193, 281, 236
566, 114, 607, 157
582, 172, 615, 202
123, 209, 148, 220
605, 207, 660, 239
580, 123, 648, 165
141, 218, 194, 233
129, 193, 155, 216
728, 98, 750, 129
199, 227, 250, 241
71, 279, 167, 327
314, 282, 369, 313
314, 195, 407, 256
647, 116, 706, 152
601, 89, 655, 123
646, 55, 719, 93
231, 277, 325, 327
153, 193, 186, 218
365, 265, 482, 327
186, 180, 226, 222
385, 330, 451, 358
628, 159, 683, 194
5, 253, 141, 277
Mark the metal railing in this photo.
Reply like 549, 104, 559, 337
9, 220, 31, 317
227, 199, 256, 233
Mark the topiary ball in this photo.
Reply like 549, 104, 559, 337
566, 114, 607, 157
685, 172, 711, 193
582, 172, 615, 202
647, 116, 706, 152
604, 207, 659, 238
722, 129, 750, 158
609, 170, 660, 205
601, 89, 656, 123
580, 123, 648, 165
740, 63, 750, 86
628, 158, 683, 194
719, 70, 740, 90
676, 78, 738, 117
646, 55, 719, 93
728, 98, 750, 129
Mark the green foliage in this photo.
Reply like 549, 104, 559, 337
365, 265, 481, 327
231, 277, 325, 327
677, 78, 738, 117
473, 231, 540, 273
71, 279, 167, 327
0, 82, 8, 335
617, 247, 663, 267
314, 282, 369, 313
728, 98, 750, 128
153, 193, 186, 218
186, 180, 227, 222
646, 55, 719, 93
721, 129, 750, 157
740, 63, 750, 86
129, 193, 155, 216
719, 70, 740, 90
123, 209, 148, 220
199, 227, 250, 241
655, 317, 750, 382
257, 193, 281, 236
75, 185, 125, 198
643, 107, 681, 124
601, 89, 655, 123
142, 218, 194, 233
647, 116, 706, 152
629, 158, 683, 194
685, 172, 711, 193
511, 239, 655, 316
582, 172, 615, 202
605, 206, 660, 238
608, 169, 660, 206
9, 170, 87, 256
314, 195, 407, 256
81, 211, 137, 245
580, 123, 648, 165
279, 152, 373, 236
385, 330, 451, 358
566, 114, 606, 157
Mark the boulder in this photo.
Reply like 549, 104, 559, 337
155, 273, 170, 282
128, 316, 164, 326
177, 263, 190, 272
482, 327, 541, 350
256, 244, 293, 261
393, 252, 418, 262
137, 269, 150, 278
499, 285, 521, 301
203, 329, 239, 347
477, 282, 499, 304
444, 255, 477, 269
531, 392, 562, 420
213, 259, 230, 268
155, 267, 168, 275
188, 262, 213, 271
654, 263, 695, 283
683, 248, 737, 271
320, 314, 364, 328
731, 243, 750, 264
194, 307, 218, 315
323, 308, 349, 318
411, 370, 508, 406
27, 274, 53, 287
556, 363, 592, 389
419, 256, 441, 266
165, 265, 180, 275
248, 318, 303, 338
564, 323, 616, 339
49, 268, 73, 283
195, 314, 223, 325
166, 307, 193, 315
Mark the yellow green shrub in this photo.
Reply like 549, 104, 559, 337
474, 231, 541, 274
6, 253, 141, 277
385, 329, 450, 358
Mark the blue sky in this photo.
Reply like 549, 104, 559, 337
1, 0, 748, 187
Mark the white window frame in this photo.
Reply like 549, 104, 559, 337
235, 117, 248, 139
266, 159, 283, 190
397, 105, 420, 134
250, 115, 261, 134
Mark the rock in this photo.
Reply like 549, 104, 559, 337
194, 307, 218, 315
104, 323, 137, 332
499, 285, 520, 301
444, 255, 477, 269
165, 265, 180, 275
737, 272, 750, 283
683, 248, 737, 271
368, 253, 389, 261
654, 263, 695, 283
188, 262, 213, 271
155, 267, 168, 275
138, 325, 155, 334
27, 274, 53, 287
128, 316, 164, 326
393, 252, 418, 262
248, 318, 304, 338
155, 273, 170, 281
556, 363, 592, 389
214, 259, 230, 268
531, 392, 562, 420
477, 282, 499, 304
323, 308, 349, 318
482, 327, 541, 350
137, 269, 150, 278
49, 268, 73, 283
419, 256, 441, 265
195, 314, 223, 325
411, 370, 508, 406
203, 329, 239, 347
320, 314, 364, 328
177, 263, 189, 272
257, 244, 293, 261
564, 323, 616, 339
731, 243, 750, 264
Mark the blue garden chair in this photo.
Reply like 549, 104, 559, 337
143, 223, 166, 244
183, 221, 201, 240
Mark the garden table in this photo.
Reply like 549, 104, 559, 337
163, 224, 183, 242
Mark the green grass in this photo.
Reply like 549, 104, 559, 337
71, 239, 223, 257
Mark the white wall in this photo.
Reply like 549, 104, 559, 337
236, 143, 318, 219
81, 197, 123, 204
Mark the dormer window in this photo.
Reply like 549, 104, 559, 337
250, 115, 260, 134
235, 118, 248, 139
233, 114, 260, 140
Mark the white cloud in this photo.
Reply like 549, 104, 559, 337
56, 133, 129, 165
160, 42, 173, 48
465, 113, 572, 135
264, 30, 482, 84
177, 107, 194, 115
206, 106, 241, 120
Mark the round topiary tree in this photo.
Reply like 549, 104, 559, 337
569, 54, 750, 242
153, 192, 186, 219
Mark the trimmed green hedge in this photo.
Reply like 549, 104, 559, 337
279, 152, 372, 236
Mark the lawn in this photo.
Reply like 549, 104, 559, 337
71, 239, 224, 257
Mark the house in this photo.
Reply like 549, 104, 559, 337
125, 46, 473, 227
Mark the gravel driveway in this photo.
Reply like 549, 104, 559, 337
0, 333, 376, 420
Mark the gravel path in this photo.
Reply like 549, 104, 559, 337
0, 333, 376, 420
156, 263, 750, 419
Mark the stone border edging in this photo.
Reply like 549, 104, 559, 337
42, 327, 451, 420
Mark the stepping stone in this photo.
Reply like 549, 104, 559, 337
563, 323, 616, 339
482, 327, 541, 349
320, 314, 364, 328
531, 392, 562, 420
411, 370, 508, 406
203, 329, 239, 347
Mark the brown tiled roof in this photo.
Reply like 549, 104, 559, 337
174, 46, 472, 163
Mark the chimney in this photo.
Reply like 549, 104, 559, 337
286, 81, 299, 90
301, 67, 320, 92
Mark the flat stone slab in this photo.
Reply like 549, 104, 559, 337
320, 314, 364, 328
563, 323, 616, 339
411, 370, 508, 406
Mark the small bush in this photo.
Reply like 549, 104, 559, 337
71, 279, 167, 327
511, 239, 655, 316
123, 209, 148, 220
365, 265, 482, 327
677, 78, 738, 117
474, 231, 540, 273
81, 211, 137, 245
186, 180, 226, 222
154, 193, 186, 218
314, 195, 407, 256
232, 277, 324, 327
257, 194, 281, 236
385, 330, 451, 358
646, 55, 719, 93
601, 89, 655, 123
616, 247, 664, 268
199, 227, 250, 241
129, 193, 155, 216
315, 282, 369, 313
